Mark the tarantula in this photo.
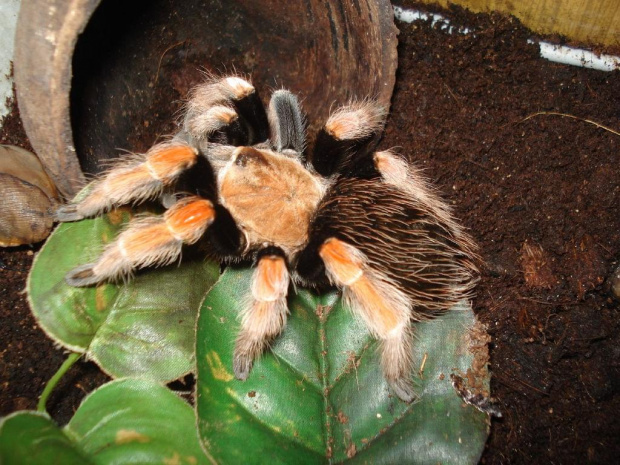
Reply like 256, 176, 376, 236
55, 75, 479, 402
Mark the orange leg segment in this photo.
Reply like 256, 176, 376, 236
233, 254, 290, 380
55, 142, 198, 222
65, 196, 214, 287
319, 237, 416, 402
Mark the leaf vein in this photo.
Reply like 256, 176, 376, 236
271, 351, 323, 393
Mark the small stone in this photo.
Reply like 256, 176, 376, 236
608, 264, 620, 300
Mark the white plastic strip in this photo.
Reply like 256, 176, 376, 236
393, 5, 472, 35
0, 0, 21, 119
536, 40, 620, 72
394, 5, 620, 72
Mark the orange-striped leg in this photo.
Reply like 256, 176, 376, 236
184, 76, 268, 144
65, 196, 215, 286
319, 237, 416, 402
233, 254, 290, 380
374, 150, 460, 229
55, 142, 199, 222
312, 101, 386, 176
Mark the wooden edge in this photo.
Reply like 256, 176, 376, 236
14, 0, 101, 198
414, 0, 620, 48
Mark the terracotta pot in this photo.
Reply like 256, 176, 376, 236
14, 0, 398, 198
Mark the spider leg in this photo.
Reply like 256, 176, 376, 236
312, 101, 386, 177
233, 250, 290, 380
65, 196, 215, 286
373, 150, 480, 262
318, 237, 416, 402
54, 141, 199, 222
183, 76, 269, 146
374, 150, 458, 228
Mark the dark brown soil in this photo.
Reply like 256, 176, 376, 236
2, 2, 620, 463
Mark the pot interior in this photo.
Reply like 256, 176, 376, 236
71, 0, 397, 174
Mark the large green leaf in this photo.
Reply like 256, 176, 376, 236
27, 210, 220, 381
0, 379, 209, 465
196, 268, 490, 464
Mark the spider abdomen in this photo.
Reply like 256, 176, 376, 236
302, 177, 478, 319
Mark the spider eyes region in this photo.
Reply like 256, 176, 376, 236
56, 75, 479, 402
233, 147, 266, 167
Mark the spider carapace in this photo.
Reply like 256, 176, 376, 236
55, 76, 479, 402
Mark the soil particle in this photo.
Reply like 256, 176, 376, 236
1, 86, 33, 153
336, 410, 349, 424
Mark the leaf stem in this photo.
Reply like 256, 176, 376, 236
37, 352, 81, 412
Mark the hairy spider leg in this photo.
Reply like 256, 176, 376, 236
374, 150, 473, 237
231, 82, 270, 144
233, 252, 290, 380
54, 142, 199, 222
311, 101, 387, 177
65, 196, 215, 287
183, 76, 269, 146
55, 77, 266, 224
319, 237, 416, 402
373, 150, 480, 281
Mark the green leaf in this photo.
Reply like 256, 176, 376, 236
27, 210, 220, 381
0, 411, 92, 465
66, 379, 209, 464
196, 267, 490, 464
0, 379, 209, 465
